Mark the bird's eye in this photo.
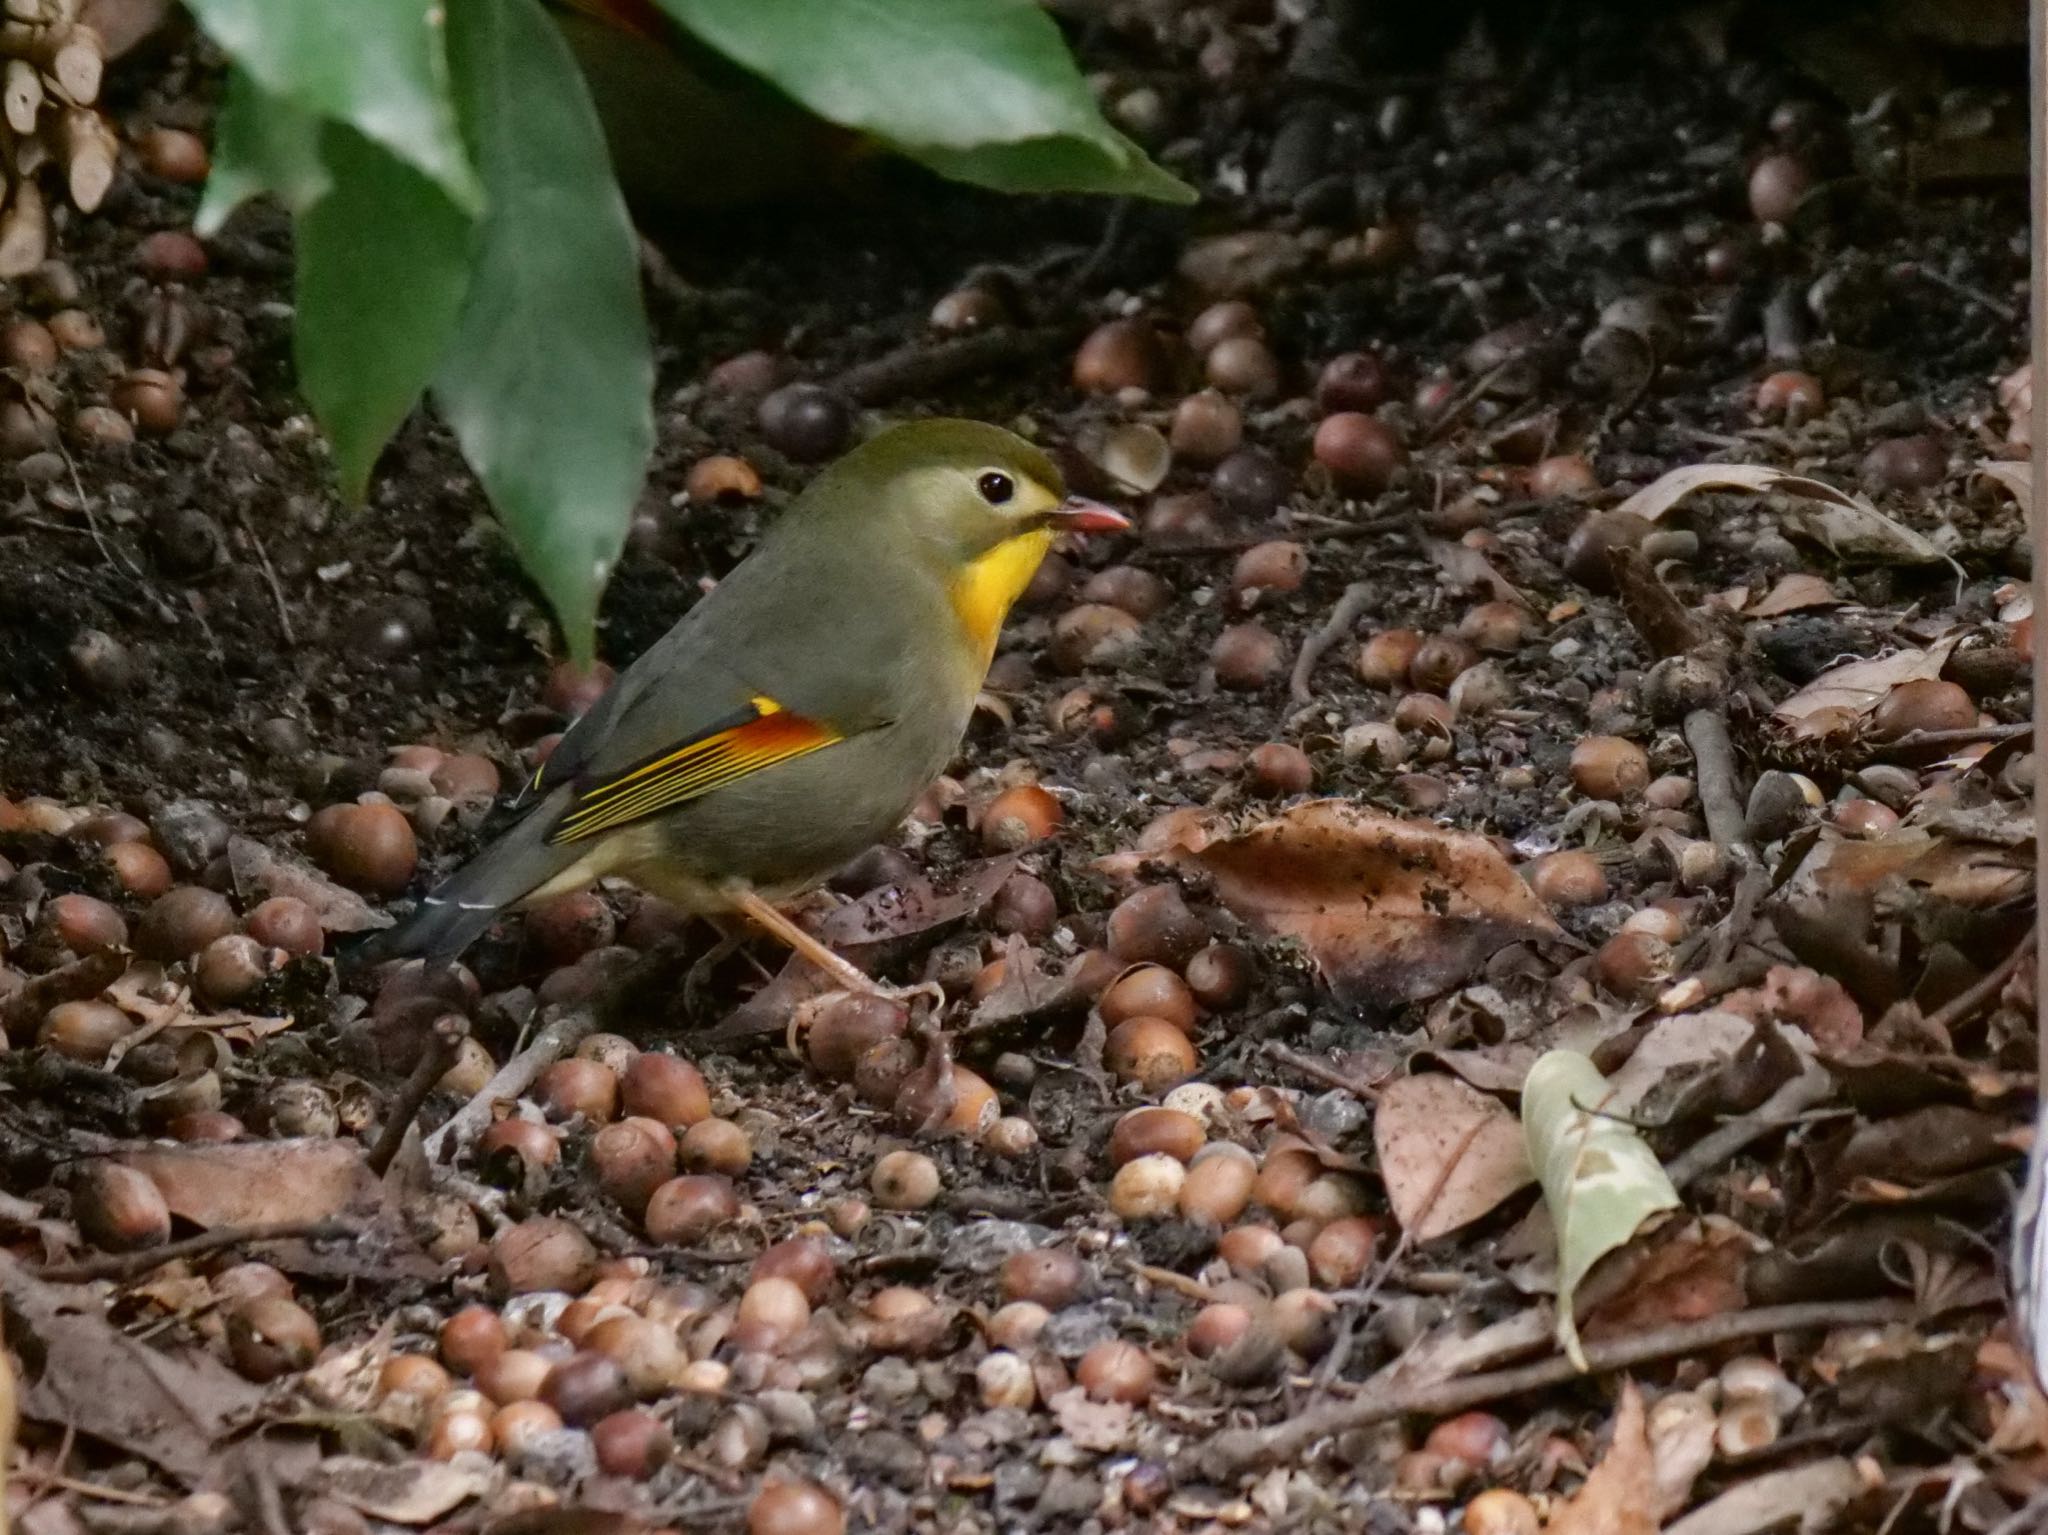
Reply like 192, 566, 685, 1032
976, 471, 1015, 505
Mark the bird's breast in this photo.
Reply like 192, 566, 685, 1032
948, 527, 1055, 673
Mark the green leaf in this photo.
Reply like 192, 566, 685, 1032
655, 0, 1193, 202
1521, 1050, 1681, 1369
907, 128, 1192, 202
196, 66, 331, 235
295, 125, 476, 502
181, 0, 480, 212
434, 0, 654, 663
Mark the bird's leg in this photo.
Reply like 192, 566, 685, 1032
732, 889, 945, 1013
680, 917, 748, 1020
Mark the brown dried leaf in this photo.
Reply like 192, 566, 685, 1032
1547, 1380, 1660, 1535
1581, 1218, 1750, 1344
0, 1255, 263, 1485
1772, 637, 1960, 726
1744, 573, 1841, 617
813, 855, 1017, 946
1373, 1073, 1534, 1240
317, 1455, 490, 1524
1975, 459, 2031, 519
115, 1139, 381, 1230
1616, 463, 1943, 565
1158, 801, 1561, 1007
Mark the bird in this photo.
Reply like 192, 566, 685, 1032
358, 418, 1128, 1002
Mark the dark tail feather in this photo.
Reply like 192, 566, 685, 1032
346, 798, 582, 973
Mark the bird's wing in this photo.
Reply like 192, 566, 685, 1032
543, 690, 848, 845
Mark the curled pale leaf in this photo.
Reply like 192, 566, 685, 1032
1522, 1050, 1681, 1368
1771, 635, 1960, 727
1615, 460, 1944, 565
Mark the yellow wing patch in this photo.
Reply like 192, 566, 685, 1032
547, 695, 842, 845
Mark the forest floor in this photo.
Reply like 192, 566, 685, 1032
0, 5, 2043, 1534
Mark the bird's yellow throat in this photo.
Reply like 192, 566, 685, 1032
949, 526, 1055, 667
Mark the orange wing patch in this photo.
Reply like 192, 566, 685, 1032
547, 696, 842, 845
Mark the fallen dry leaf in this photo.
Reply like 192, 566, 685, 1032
1581, 1217, 1751, 1344
1048, 1386, 1135, 1452
1373, 1073, 1534, 1240
1614, 462, 1943, 565
1663, 1458, 1862, 1535
1772, 636, 1960, 727
1155, 801, 1561, 1007
116, 1139, 382, 1230
812, 854, 1017, 945
1, 1255, 263, 1484
1547, 1380, 1660, 1535
1744, 573, 1841, 617
317, 1455, 490, 1524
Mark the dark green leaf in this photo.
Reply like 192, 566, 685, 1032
181, 0, 480, 211
434, 0, 654, 663
655, 0, 1193, 202
908, 128, 1191, 202
196, 66, 330, 235
295, 125, 475, 502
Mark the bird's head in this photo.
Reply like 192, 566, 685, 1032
815, 419, 1129, 659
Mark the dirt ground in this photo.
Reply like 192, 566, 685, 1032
0, 4, 2043, 1533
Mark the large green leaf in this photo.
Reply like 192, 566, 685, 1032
182, 0, 480, 212
434, 0, 654, 663
196, 66, 331, 235
655, 0, 1193, 202
910, 128, 1191, 202
1522, 1050, 1681, 1369
295, 125, 476, 503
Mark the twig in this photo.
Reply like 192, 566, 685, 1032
367, 1014, 466, 1176
836, 327, 1059, 408
1609, 546, 1706, 659
1423, 361, 1511, 443
1684, 707, 1751, 860
1313, 1115, 1487, 1394
1186, 1296, 1920, 1479
1663, 1058, 1832, 1190
1266, 1044, 1387, 1100
1865, 721, 2033, 760
1288, 581, 1373, 704
1923, 929, 2038, 1035
422, 1007, 597, 1163
233, 508, 295, 649
1898, 261, 2020, 323
30, 1218, 360, 1283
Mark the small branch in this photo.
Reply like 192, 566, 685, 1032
1923, 929, 2037, 1035
1186, 1297, 1920, 1479
1609, 546, 1706, 659
0, 949, 122, 1039
367, 1013, 466, 1176
30, 1218, 360, 1283
1865, 721, 2033, 760
1684, 707, 1751, 859
1663, 1058, 1832, 1191
1266, 1043, 1386, 1100
422, 1007, 596, 1164
1288, 581, 1372, 704
837, 327, 1057, 408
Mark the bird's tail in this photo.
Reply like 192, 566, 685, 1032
348, 796, 583, 970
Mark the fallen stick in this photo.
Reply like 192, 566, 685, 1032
422, 1007, 597, 1163
1684, 707, 1751, 859
1288, 580, 1372, 703
367, 1013, 466, 1176
1184, 1296, 1919, 1479
30, 1218, 360, 1283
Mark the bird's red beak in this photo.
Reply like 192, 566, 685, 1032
1049, 496, 1131, 533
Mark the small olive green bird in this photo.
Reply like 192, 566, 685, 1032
363, 420, 1126, 996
